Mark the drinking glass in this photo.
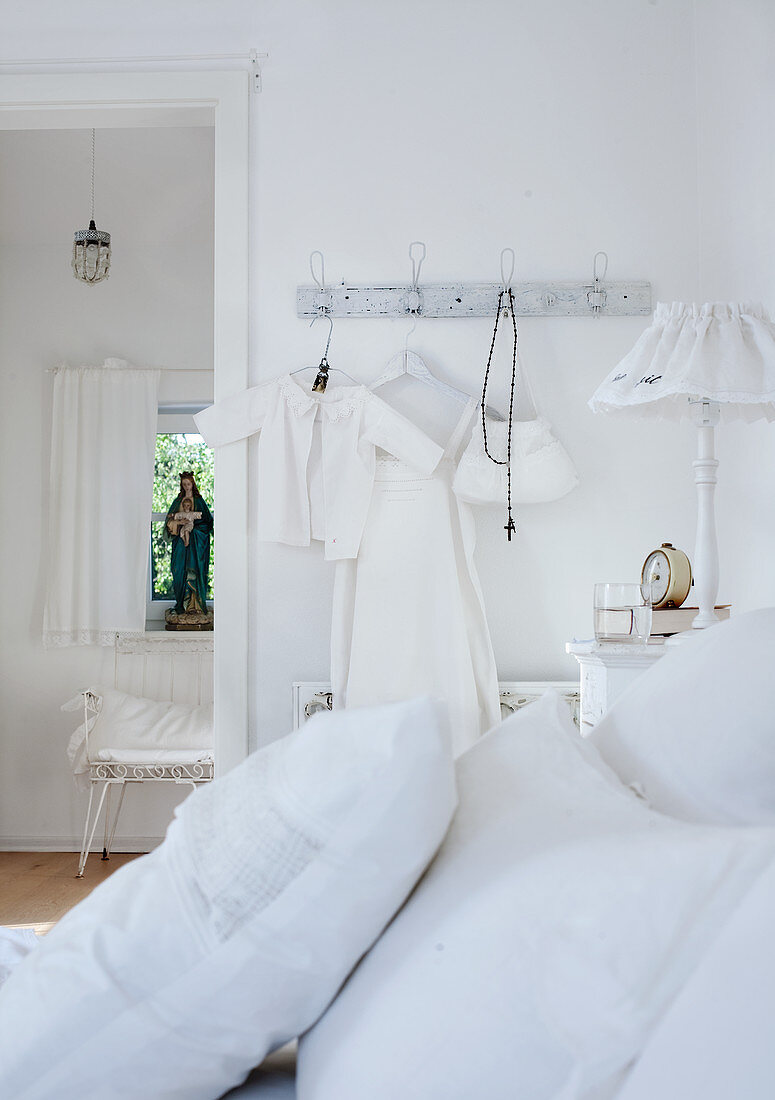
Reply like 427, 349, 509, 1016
593, 583, 652, 644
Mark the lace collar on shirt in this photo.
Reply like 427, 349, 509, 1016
279, 374, 369, 420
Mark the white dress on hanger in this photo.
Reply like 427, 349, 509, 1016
331, 399, 501, 756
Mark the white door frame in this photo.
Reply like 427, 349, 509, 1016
0, 70, 251, 774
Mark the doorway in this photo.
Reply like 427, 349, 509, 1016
0, 70, 249, 851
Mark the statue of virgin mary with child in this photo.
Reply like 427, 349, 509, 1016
164, 471, 214, 631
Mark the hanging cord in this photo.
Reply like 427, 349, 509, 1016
481, 288, 518, 541
90, 129, 96, 224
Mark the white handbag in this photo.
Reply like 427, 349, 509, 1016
453, 411, 579, 505
456, 291, 578, 532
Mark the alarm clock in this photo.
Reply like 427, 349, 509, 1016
641, 543, 692, 609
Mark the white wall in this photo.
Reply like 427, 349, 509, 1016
1, 0, 773, 846
250, 0, 702, 740
0, 125, 214, 847
695, 0, 775, 617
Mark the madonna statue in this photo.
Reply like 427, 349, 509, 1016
164, 471, 214, 630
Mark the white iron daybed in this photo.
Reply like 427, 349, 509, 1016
64, 632, 214, 877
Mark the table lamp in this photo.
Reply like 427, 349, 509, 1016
589, 301, 775, 629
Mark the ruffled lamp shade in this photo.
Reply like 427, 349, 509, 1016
590, 302, 775, 423
589, 301, 775, 630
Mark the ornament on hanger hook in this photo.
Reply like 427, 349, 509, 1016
72, 129, 111, 285
500, 247, 516, 316
404, 241, 426, 315
588, 251, 609, 316
310, 250, 332, 314
309, 311, 334, 393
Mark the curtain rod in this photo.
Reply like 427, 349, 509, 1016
0, 50, 267, 67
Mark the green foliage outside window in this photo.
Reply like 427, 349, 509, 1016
151, 434, 215, 601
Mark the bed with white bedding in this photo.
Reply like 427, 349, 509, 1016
0, 609, 773, 1100
228, 848, 775, 1100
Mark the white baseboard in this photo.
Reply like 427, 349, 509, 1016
0, 836, 163, 853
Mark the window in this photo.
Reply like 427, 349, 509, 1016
148, 424, 214, 623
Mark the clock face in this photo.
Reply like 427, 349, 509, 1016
643, 550, 670, 605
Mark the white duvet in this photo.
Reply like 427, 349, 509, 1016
297, 693, 775, 1100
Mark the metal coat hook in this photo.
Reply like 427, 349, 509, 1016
500, 247, 515, 291
589, 250, 609, 316
405, 241, 426, 314
593, 250, 609, 282
500, 247, 516, 315
309, 250, 332, 314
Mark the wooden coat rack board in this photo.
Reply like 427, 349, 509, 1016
297, 279, 651, 318
296, 247, 651, 320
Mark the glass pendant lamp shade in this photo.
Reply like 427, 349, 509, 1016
72, 219, 111, 284
72, 130, 111, 285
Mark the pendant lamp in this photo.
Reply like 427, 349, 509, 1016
589, 302, 775, 630
72, 129, 111, 285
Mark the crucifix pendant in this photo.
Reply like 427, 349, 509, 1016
504, 515, 516, 541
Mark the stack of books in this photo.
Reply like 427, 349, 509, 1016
651, 605, 731, 636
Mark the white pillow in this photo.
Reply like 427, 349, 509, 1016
297, 691, 775, 1100
0, 696, 456, 1100
65, 686, 214, 777
590, 608, 775, 825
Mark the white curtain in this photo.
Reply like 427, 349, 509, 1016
43, 359, 160, 647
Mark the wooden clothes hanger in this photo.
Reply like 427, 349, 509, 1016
369, 243, 504, 418
370, 346, 472, 404
370, 342, 506, 422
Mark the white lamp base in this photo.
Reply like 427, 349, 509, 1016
692, 401, 721, 629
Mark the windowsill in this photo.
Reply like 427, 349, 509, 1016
118, 630, 213, 654
142, 623, 214, 640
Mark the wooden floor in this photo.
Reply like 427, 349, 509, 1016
0, 852, 142, 934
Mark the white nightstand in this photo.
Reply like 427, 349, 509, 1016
566, 640, 666, 733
